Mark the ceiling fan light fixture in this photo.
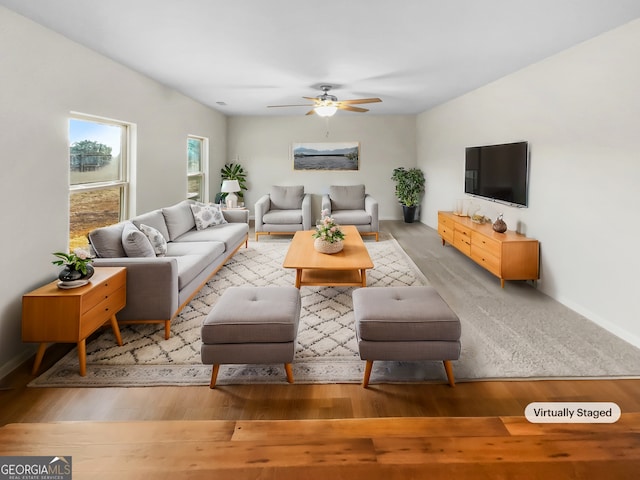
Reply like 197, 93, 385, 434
314, 103, 338, 117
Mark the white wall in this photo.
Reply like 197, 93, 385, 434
226, 115, 416, 219
417, 19, 640, 346
0, 7, 227, 377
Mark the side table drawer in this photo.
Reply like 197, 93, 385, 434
80, 286, 126, 338
82, 270, 126, 313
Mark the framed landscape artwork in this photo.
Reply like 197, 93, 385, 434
292, 142, 360, 171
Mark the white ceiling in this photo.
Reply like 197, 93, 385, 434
3, 0, 640, 116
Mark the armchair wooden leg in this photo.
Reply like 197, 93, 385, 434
164, 321, 171, 340
362, 360, 373, 388
209, 364, 220, 389
443, 360, 455, 387
284, 363, 294, 384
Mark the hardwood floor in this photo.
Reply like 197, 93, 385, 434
2, 220, 640, 478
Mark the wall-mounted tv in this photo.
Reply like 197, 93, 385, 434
464, 141, 529, 208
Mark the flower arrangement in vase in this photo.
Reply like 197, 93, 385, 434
312, 210, 345, 254
52, 248, 95, 288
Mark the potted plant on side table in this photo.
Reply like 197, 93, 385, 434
391, 167, 425, 223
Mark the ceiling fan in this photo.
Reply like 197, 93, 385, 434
267, 85, 382, 117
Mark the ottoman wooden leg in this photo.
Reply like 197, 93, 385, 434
443, 360, 455, 387
362, 360, 374, 388
209, 364, 220, 389
284, 363, 294, 384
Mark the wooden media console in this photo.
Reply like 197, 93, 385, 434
438, 211, 539, 288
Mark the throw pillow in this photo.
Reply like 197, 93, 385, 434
121, 222, 155, 258
139, 223, 168, 256
190, 202, 227, 230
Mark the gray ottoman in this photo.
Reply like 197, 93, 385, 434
201, 286, 301, 388
353, 286, 461, 387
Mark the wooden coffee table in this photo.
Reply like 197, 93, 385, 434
283, 225, 374, 288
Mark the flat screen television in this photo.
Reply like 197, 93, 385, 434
464, 141, 529, 208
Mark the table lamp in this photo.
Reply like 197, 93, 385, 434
221, 179, 240, 208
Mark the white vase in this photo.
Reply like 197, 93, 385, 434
314, 237, 344, 254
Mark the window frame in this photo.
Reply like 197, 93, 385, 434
187, 135, 209, 202
68, 113, 131, 248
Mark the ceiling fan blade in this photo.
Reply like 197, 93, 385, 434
305, 109, 316, 116
337, 98, 382, 105
338, 105, 369, 113
267, 104, 314, 108
302, 96, 320, 102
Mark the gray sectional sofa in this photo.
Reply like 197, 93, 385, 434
87, 200, 249, 339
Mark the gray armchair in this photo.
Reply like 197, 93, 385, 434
321, 184, 379, 241
255, 185, 312, 240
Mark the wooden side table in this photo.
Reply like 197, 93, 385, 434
22, 266, 126, 376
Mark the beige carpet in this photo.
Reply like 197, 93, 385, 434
30, 233, 640, 387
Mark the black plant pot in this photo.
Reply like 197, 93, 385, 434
58, 264, 95, 282
402, 205, 417, 223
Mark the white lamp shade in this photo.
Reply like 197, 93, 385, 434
314, 104, 338, 117
221, 179, 240, 193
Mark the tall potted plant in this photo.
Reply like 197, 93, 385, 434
217, 163, 248, 205
391, 167, 425, 223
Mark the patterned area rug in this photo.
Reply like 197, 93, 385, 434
30, 235, 431, 387
30, 233, 640, 387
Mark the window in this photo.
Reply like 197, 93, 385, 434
69, 116, 130, 250
187, 135, 208, 202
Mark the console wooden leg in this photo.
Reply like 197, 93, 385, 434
32, 343, 47, 375
363, 360, 373, 388
209, 364, 220, 389
284, 363, 294, 384
443, 360, 455, 387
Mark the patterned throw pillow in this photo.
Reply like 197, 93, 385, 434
190, 202, 227, 230
139, 223, 168, 256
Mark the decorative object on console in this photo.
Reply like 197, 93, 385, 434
312, 210, 345, 254
391, 167, 425, 223
52, 248, 94, 288
221, 179, 240, 208
493, 214, 507, 233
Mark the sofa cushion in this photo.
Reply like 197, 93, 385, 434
190, 202, 227, 230
263, 209, 303, 224
330, 210, 371, 226
121, 221, 156, 257
330, 185, 365, 210
166, 241, 225, 289
88, 222, 127, 258
139, 223, 168, 256
270, 185, 304, 210
131, 210, 170, 241
162, 200, 196, 241
174, 222, 248, 251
